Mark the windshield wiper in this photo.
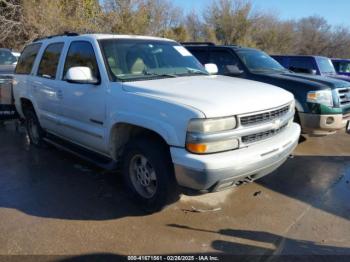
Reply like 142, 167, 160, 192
143, 70, 177, 78
186, 68, 208, 75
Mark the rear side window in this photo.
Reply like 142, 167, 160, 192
288, 57, 315, 71
15, 44, 42, 74
336, 62, 350, 73
63, 41, 99, 80
37, 43, 64, 79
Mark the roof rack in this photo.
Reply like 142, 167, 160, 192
181, 42, 216, 46
32, 31, 79, 42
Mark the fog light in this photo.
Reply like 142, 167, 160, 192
326, 117, 334, 125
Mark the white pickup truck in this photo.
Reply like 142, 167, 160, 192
13, 33, 301, 211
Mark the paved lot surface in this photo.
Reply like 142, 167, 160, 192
0, 123, 349, 259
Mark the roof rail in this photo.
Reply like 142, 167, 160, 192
32, 31, 79, 42
181, 42, 216, 46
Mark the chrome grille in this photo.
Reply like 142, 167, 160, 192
242, 123, 288, 144
240, 105, 290, 126
337, 88, 350, 106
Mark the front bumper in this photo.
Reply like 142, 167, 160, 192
299, 112, 350, 135
171, 122, 301, 192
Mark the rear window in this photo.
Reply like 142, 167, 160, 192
15, 44, 42, 74
37, 43, 64, 79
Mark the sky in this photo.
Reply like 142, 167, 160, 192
173, 0, 350, 27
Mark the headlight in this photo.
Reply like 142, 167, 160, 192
186, 116, 238, 154
307, 90, 333, 107
187, 116, 237, 133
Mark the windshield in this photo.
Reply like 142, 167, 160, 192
316, 57, 336, 74
99, 39, 207, 81
0, 50, 17, 65
236, 50, 287, 73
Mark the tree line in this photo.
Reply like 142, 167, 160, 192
1, 0, 350, 58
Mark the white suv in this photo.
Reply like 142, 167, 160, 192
13, 33, 301, 211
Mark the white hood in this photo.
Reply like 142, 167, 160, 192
122, 75, 294, 118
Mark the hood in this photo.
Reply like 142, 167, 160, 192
263, 72, 350, 89
121, 75, 293, 118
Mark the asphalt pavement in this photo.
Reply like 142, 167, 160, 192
0, 122, 349, 260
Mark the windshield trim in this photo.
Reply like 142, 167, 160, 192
98, 39, 207, 82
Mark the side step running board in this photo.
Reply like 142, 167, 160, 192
43, 135, 118, 171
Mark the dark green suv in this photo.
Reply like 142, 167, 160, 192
184, 43, 350, 135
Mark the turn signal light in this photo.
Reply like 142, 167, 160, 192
186, 143, 208, 154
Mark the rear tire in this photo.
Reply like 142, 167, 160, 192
122, 136, 179, 213
24, 108, 46, 147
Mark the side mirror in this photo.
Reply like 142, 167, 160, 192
65, 67, 99, 84
226, 65, 244, 76
309, 69, 317, 75
346, 121, 350, 134
204, 63, 218, 75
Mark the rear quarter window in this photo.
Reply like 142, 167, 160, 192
15, 43, 42, 75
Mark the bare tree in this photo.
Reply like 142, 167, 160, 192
294, 16, 332, 55
185, 10, 205, 41
204, 0, 254, 45
0, 0, 25, 49
2, 0, 350, 58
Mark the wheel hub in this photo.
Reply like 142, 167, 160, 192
129, 154, 157, 199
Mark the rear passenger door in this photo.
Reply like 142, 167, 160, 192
30, 42, 64, 131
55, 41, 107, 154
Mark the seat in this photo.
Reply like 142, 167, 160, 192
126, 51, 147, 74
107, 57, 123, 76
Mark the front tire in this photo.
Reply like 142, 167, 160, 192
122, 136, 178, 212
24, 109, 46, 147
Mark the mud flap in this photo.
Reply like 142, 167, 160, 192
0, 79, 18, 121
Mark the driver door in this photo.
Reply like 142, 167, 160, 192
54, 41, 107, 154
